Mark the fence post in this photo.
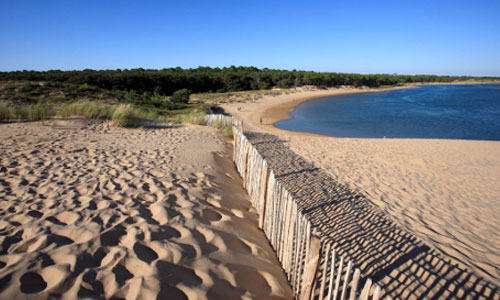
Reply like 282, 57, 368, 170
301, 232, 322, 300
258, 160, 269, 229
242, 140, 249, 189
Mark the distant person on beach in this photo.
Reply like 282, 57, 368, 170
260, 117, 263, 125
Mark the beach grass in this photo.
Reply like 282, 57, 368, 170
28, 102, 54, 121
112, 104, 139, 127
0, 101, 54, 122
181, 111, 207, 125
0, 102, 13, 122
59, 101, 116, 119
221, 125, 233, 138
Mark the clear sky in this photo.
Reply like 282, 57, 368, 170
1, 0, 499, 76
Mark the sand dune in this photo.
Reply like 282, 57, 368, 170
0, 119, 292, 299
222, 87, 500, 296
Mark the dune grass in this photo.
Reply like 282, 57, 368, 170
221, 125, 233, 138
31, 102, 55, 121
181, 111, 208, 125
111, 104, 139, 127
0, 102, 13, 122
0, 101, 54, 122
59, 101, 116, 119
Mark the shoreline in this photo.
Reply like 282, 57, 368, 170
266, 81, 500, 137
220, 81, 499, 138
222, 85, 417, 136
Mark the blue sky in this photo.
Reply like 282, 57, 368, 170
1, 0, 499, 76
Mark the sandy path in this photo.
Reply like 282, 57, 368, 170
0, 119, 293, 299
222, 87, 500, 297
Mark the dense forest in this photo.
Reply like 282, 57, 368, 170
1, 66, 498, 96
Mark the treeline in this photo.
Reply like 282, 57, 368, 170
0, 66, 497, 95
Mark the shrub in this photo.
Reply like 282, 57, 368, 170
171, 88, 191, 104
78, 83, 90, 91
112, 104, 137, 127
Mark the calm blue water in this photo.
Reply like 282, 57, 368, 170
275, 84, 500, 140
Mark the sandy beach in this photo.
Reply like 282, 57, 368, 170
0, 119, 293, 299
222, 86, 500, 296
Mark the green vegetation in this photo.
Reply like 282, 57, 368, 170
1, 66, 498, 132
59, 102, 116, 119
2, 67, 499, 98
0, 81, 129, 104
171, 88, 191, 103
181, 111, 207, 125
0, 81, 192, 126
0, 101, 54, 121
0, 102, 13, 122
221, 125, 233, 138
28, 101, 54, 121
112, 104, 137, 127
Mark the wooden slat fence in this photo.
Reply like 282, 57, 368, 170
232, 119, 390, 300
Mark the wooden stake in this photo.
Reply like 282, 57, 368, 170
326, 249, 336, 300
302, 234, 322, 300
360, 278, 372, 300
349, 269, 360, 300
319, 243, 331, 300
333, 256, 344, 300
340, 260, 352, 300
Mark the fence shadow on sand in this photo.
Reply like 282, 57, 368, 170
244, 131, 499, 300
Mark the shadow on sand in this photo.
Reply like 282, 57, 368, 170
245, 131, 499, 300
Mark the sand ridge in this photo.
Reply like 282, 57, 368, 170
222, 87, 500, 296
0, 119, 293, 299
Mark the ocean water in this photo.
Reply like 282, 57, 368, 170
275, 84, 500, 140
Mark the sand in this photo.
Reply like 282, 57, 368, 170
222, 86, 500, 293
0, 119, 293, 299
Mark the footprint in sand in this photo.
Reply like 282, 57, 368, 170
100, 225, 126, 247
27, 210, 43, 218
111, 264, 134, 285
201, 208, 222, 222
233, 268, 272, 296
20, 272, 47, 294
150, 227, 181, 241
156, 261, 202, 287
133, 242, 159, 264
